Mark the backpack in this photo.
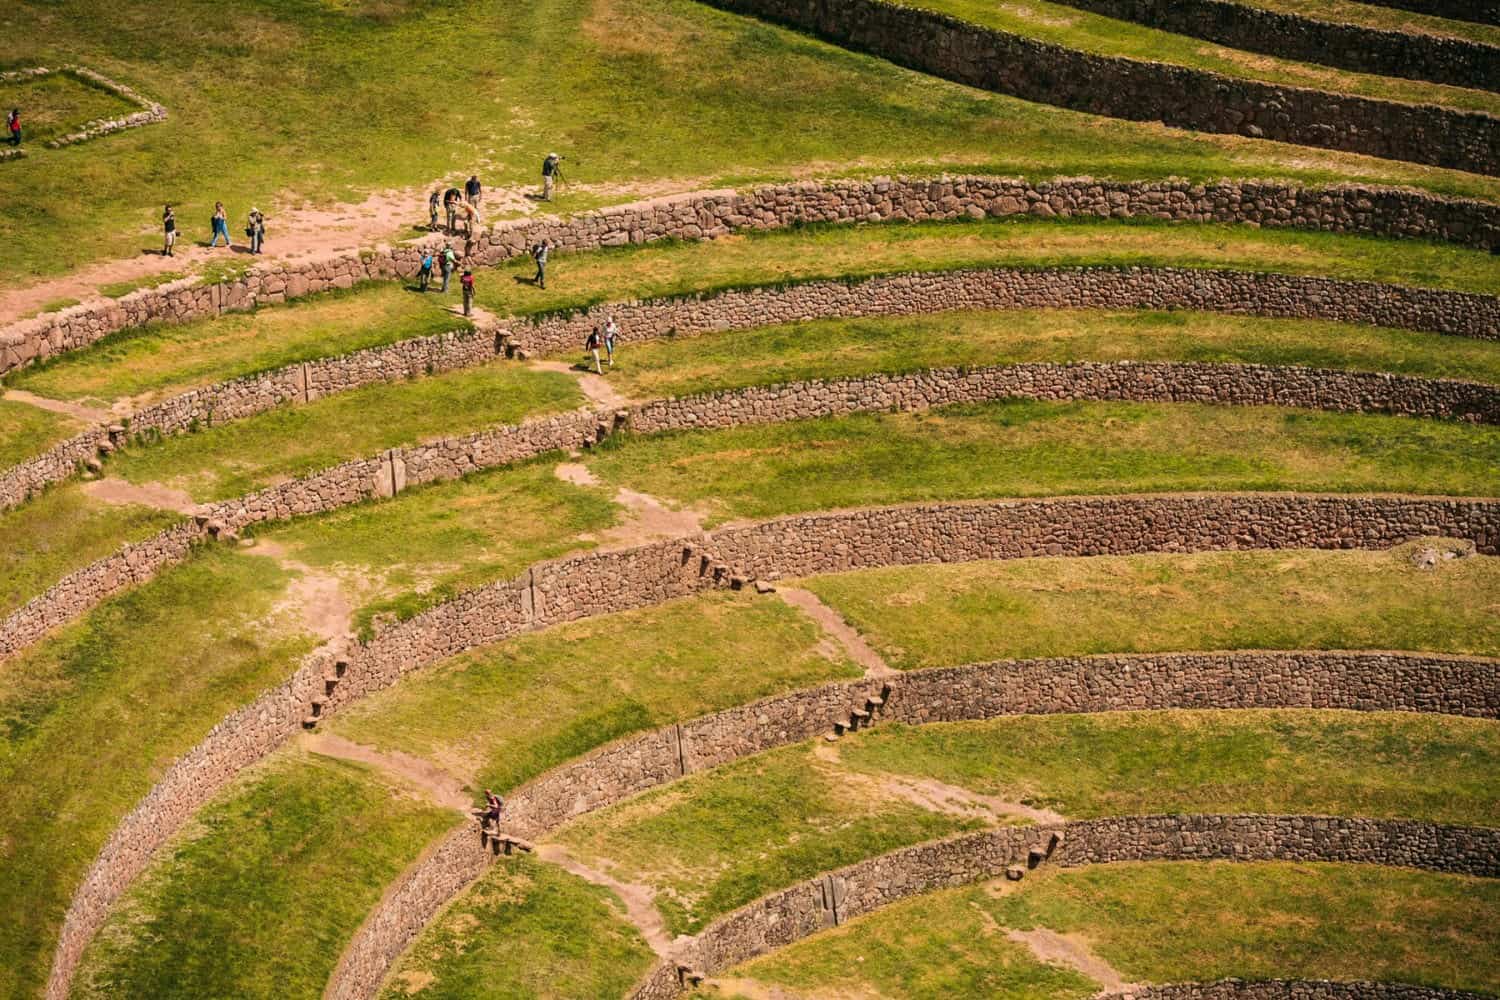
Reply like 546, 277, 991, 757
586, 331, 600, 350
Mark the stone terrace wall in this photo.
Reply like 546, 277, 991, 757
1055, 0, 1500, 91
637, 817, 1500, 995
329, 648, 1500, 999
1359, 0, 1498, 26
51, 490, 1500, 999
703, 0, 1500, 175
12, 359, 1500, 662
1113, 983, 1496, 1000
11, 263, 1497, 514
11, 361, 1500, 663
6, 175, 1500, 376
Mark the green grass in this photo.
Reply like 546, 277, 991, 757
917, 0, 1500, 113
259, 459, 620, 638
4, 0, 1500, 287
0, 545, 315, 1000
585, 400, 1500, 525
378, 854, 656, 1000
600, 308, 1500, 401
710, 884, 1097, 1000
986, 862, 1500, 992
729, 863, 1500, 997
0, 482, 181, 616
97, 270, 184, 299
1195, 0, 1500, 46
0, 71, 138, 145
73, 748, 455, 1000
805, 546, 1500, 670
329, 590, 862, 798
7, 282, 465, 406
556, 745, 976, 936
837, 710, 1500, 826
108, 362, 580, 501
0, 393, 81, 467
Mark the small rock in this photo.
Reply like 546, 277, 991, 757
1411, 547, 1440, 571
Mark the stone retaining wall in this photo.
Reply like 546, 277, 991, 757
1053, 0, 1500, 91
633, 816, 1500, 996
1112, 983, 1495, 1000
10, 360, 1500, 661
0, 66, 166, 151
6, 175, 1499, 376
329, 648, 1500, 999
702, 0, 1500, 176
10, 263, 1497, 513
1358, 0, 1497, 27
47, 490, 1500, 999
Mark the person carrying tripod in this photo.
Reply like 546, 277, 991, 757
541, 153, 564, 201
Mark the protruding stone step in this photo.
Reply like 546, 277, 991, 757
1006, 865, 1025, 881
1028, 846, 1046, 868
677, 966, 706, 987
301, 716, 319, 730
754, 579, 776, 594
309, 699, 324, 718
850, 708, 871, 720
730, 575, 748, 591
333, 657, 349, 678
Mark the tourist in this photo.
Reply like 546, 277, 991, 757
585, 325, 603, 375
208, 201, 230, 248
465, 174, 482, 208
444, 186, 463, 233
418, 249, 434, 292
541, 152, 562, 201
162, 204, 177, 257
247, 207, 266, 254
531, 239, 550, 289
6, 108, 19, 147
428, 189, 441, 232
481, 789, 504, 828
439, 242, 456, 293
461, 267, 475, 317
603, 315, 618, 368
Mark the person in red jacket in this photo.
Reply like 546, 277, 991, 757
7, 109, 20, 147
460, 268, 475, 317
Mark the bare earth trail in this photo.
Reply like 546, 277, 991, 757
529, 359, 634, 411
1, 388, 114, 424
777, 586, 897, 679
80, 476, 200, 515
1005, 926, 1134, 992
301, 730, 472, 813
533, 843, 683, 957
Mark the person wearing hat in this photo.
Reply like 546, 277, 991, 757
541, 153, 563, 201
162, 204, 177, 257
247, 207, 266, 254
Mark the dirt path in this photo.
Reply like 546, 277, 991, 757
302, 730, 472, 812
1, 387, 115, 424
554, 462, 706, 549
534, 843, 681, 957
529, 359, 633, 410
249, 537, 355, 643
777, 586, 895, 678
703, 977, 820, 1000
81, 477, 201, 515
1005, 927, 1133, 992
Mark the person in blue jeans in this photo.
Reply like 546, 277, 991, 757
418, 251, 434, 292
208, 201, 230, 248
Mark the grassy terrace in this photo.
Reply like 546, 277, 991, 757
915, 0, 1500, 114
553, 710, 1499, 934
585, 400, 1500, 524
720, 862, 1500, 998
1217, 0, 1500, 45
805, 547, 1500, 669
0, 396, 78, 468
4, 0, 1500, 286
377, 856, 655, 1000
599, 308, 1500, 400
0, 547, 313, 1000
0, 71, 138, 146
0, 483, 180, 616
73, 749, 455, 1000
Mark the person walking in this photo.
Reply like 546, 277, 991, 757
444, 187, 462, 233
540, 153, 562, 201
465, 174, 482, 208
162, 204, 177, 257
208, 201, 230, 248
247, 207, 266, 254
439, 242, 456, 293
418, 250, 434, 292
6, 109, 19, 147
585, 326, 604, 375
428, 190, 441, 232
603, 315, 618, 368
531, 239, 550, 289
481, 789, 504, 828
461, 268, 475, 317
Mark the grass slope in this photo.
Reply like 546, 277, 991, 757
727, 863, 1500, 997
4, 0, 1500, 284
585, 400, 1500, 524
329, 590, 861, 798
74, 749, 455, 1000
0, 395, 79, 468
0, 71, 137, 145
378, 855, 655, 1000
805, 546, 1500, 670
1219, 0, 1500, 45
0, 546, 313, 1000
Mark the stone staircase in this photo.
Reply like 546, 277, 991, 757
301, 654, 349, 730
825, 682, 894, 742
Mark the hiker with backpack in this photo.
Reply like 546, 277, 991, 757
480, 789, 503, 829
428, 190, 441, 232
585, 325, 604, 375
417, 250, 434, 292
439, 243, 457, 293
531, 239, 550, 290
247, 207, 266, 254
603, 315, 618, 368
461, 268, 475, 317
444, 187, 462, 233
541, 153, 563, 201
6, 109, 19, 147
465, 174, 482, 208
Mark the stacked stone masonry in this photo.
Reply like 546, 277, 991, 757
331, 648, 1500, 999
1112, 983, 1495, 1000
699, 0, 1500, 174
48, 492, 1500, 999
1054, 0, 1500, 91
1359, 0, 1498, 26
10, 360, 1500, 662
9, 264, 1498, 514
5, 175, 1500, 376
630, 817, 1500, 997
